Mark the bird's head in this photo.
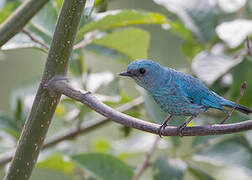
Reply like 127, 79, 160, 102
119, 59, 164, 91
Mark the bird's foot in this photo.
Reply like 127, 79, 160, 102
158, 123, 167, 138
178, 124, 186, 137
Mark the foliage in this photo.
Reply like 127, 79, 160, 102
0, 0, 252, 179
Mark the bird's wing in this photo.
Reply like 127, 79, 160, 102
175, 72, 224, 110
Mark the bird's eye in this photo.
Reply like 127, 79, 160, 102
139, 68, 146, 74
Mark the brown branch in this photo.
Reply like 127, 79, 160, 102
45, 76, 252, 136
221, 81, 247, 124
131, 136, 160, 180
246, 36, 252, 56
0, 97, 144, 167
22, 29, 49, 50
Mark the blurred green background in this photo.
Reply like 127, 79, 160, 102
1, 0, 252, 180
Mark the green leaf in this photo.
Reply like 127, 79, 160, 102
77, 9, 168, 40
187, 163, 215, 180
216, 19, 252, 48
154, 0, 219, 42
71, 153, 134, 180
152, 156, 186, 180
195, 135, 252, 175
0, 2, 20, 24
0, 114, 20, 138
182, 39, 203, 61
230, 58, 252, 106
36, 154, 74, 174
31, 1, 58, 37
192, 48, 242, 86
90, 28, 150, 61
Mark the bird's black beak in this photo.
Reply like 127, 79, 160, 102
119, 71, 132, 77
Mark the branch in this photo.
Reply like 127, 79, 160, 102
221, 81, 247, 124
22, 29, 49, 50
0, 0, 49, 47
45, 77, 252, 136
0, 97, 143, 168
131, 136, 160, 180
4, 1, 87, 180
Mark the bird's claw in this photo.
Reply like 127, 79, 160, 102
158, 123, 167, 138
178, 125, 186, 137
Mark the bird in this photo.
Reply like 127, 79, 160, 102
119, 59, 252, 137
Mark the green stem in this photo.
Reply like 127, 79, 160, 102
3, 0, 87, 179
0, 0, 49, 47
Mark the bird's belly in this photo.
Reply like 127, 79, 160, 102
153, 95, 206, 116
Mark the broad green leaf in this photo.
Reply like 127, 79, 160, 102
152, 156, 187, 180
77, 9, 168, 41
0, 114, 19, 138
36, 154, 74, 174
191, 47, 242, 86
195, 135, 252, 175
154, 0, 220, 42
182, 39, 203, 61
0, 2, 20, 24
217, 0, 246, 13
230, 58, 252, 106
90, 28, 150, 61
31, 1, 58, 37
216, 19, 252, 48
92, 139, 111, 153
187, 163, 215, 180
71, 153, 134, 180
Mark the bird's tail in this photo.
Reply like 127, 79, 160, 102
222, 100, 252, 115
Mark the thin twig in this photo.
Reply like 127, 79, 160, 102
0, 97, 144, 167
22, 29, 49, 50
45, 76, 252, 136
221, 81, 247, 124
131, 136, 160, 180
246, 36, 252, 56
0, 0, 49, 47
73, 31, 97, 50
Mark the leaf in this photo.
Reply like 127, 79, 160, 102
1, 32, 47, 52
216, 0, 246, 13
71, 153, 134, 180
89, 28, 150, 61
152, 156, 187, 180
154, 0, 219, 42
77, 9, 168, 40
0, 114, 20, 138
216, 19, 252, 48
230, 57, 252, 106
187, 163, 215, 180
0, 2, 20, 24
194, 135, 252, 175
31, 1, 58, 37
191, 45, 242, 85
36, 154, 74, 174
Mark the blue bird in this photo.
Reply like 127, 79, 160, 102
119, 59, 252, 137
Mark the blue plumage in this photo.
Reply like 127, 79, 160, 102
119, 59, 252, 136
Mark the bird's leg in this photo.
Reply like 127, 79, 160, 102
158, 114, 172, 138
178, 115, 197, 137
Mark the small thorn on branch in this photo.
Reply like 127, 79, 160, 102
246, 36, 252, 56
221, 81, 247, 124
